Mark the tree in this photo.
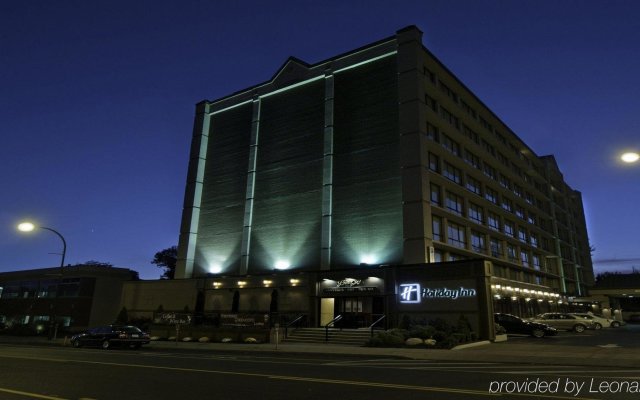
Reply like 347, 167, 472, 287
152, 246, 178, 279
115, 307, 128, 324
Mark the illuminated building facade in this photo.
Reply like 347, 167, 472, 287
175, 26, 593, 326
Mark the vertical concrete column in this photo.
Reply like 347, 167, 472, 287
176, 102, 211, 279
321, 73, 334, 270
397, 26, 432, 265
240, 97, 261, 274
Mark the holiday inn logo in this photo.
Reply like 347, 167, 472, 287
399, 284, 477, 303
399, 284, 421, 303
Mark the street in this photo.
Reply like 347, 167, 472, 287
1, 342, 640, 400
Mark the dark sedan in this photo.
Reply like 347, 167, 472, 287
494, 313, 558, 338
71, 325, 150, 349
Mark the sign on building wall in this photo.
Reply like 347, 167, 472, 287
153, 312, 192, 325
396, 279, 479, 312
319, 277, 384, 295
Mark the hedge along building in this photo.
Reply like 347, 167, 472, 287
172, 26, 593, 338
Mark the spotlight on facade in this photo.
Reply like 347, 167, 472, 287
275, 260, 290, 270
209, 265, 222, 274
360, 255, 376, 265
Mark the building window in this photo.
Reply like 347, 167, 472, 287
507, 244, 518, 262
483, 163, 496, 179
430, 183, 441, 206
445, 192, 464, 216
471, 231, 485, 253
504, 221, 515, 237
501, 197, 513, 212
423, 66, 436, 83
441, 134, 461, 156
428, 152, 440, 172
440, 107, 460, 130
520, 250, 530, 267
513, 184, 523, 198
461, 99, 476, 119
482, 139, 496, 157
515, 205, 525, 220
527, 213, 537, 225
433, 250, 443, 262
518, 227, 528, 243
464, 149, 481, 169
525, 192, 535, 205
485, 187, 499, 204
530, 233, 538, 248
447, 222, 466, 248
425, 94, 438, 112
497, 152, 509, 167
490, 237, 502, 258
479, 116, 493, 132
498, 173, 511, 189
465, 175, 482, 196
443, 162, 462, 184
463, 124, 480, 144
432, 215, 442, 241
487, 212, 500, 231
439, 82, 458, 103
468, 202, 483, 224
532, 254, 541, 270
426, 122, 439, 142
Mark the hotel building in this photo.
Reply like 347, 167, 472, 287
172, 26, 593, 333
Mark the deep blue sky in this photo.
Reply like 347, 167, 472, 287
1, 1, 638, 280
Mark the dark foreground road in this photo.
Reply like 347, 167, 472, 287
0, 344, 639, 400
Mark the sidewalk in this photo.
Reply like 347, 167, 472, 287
2, 335, 638, 368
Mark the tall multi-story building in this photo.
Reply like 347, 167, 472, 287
174, 26, 593, 327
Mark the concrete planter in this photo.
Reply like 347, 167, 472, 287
493, 334, 508, 342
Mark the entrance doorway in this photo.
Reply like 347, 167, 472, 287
320, 296, 384, 328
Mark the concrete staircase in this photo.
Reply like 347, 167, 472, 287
284, 327, 373, 346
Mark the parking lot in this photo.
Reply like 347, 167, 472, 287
507, 322, 640, 348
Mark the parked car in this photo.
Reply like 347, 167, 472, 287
494, 313, 558, 338
71, 325, 150, 349
530, 313, 593, 332
570, 313, 618, 329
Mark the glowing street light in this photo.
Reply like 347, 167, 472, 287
17, 222, 67, 268
621, 152, 639, 163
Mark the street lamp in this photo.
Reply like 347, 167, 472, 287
620, 152, 639, 164
17, 221, 67, 339
17, 222, 67, 268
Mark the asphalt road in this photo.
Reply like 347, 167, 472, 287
1, 343, 640, 400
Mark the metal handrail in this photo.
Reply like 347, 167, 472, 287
369, 314, 386, 337
325, 315, 343, 342
284, 314, 306, 339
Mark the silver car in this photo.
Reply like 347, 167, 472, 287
571, 313, 622, 329
530, 313, 594, 333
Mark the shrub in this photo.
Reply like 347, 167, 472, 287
367, 330, 406, 347
408, 325, 436, 339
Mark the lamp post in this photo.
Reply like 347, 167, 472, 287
17, 222, 67, 268
17, 221, 67, 339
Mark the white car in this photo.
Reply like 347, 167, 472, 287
571, 313, 620, 329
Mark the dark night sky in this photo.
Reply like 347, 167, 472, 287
1, 0, 639, 279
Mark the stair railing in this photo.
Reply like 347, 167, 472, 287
369, 314, 386, 337
325, 315, 343, 342
284, 314, 306, 339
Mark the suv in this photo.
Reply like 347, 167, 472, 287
71, 325, 150, 349
530, 313, 593, 333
